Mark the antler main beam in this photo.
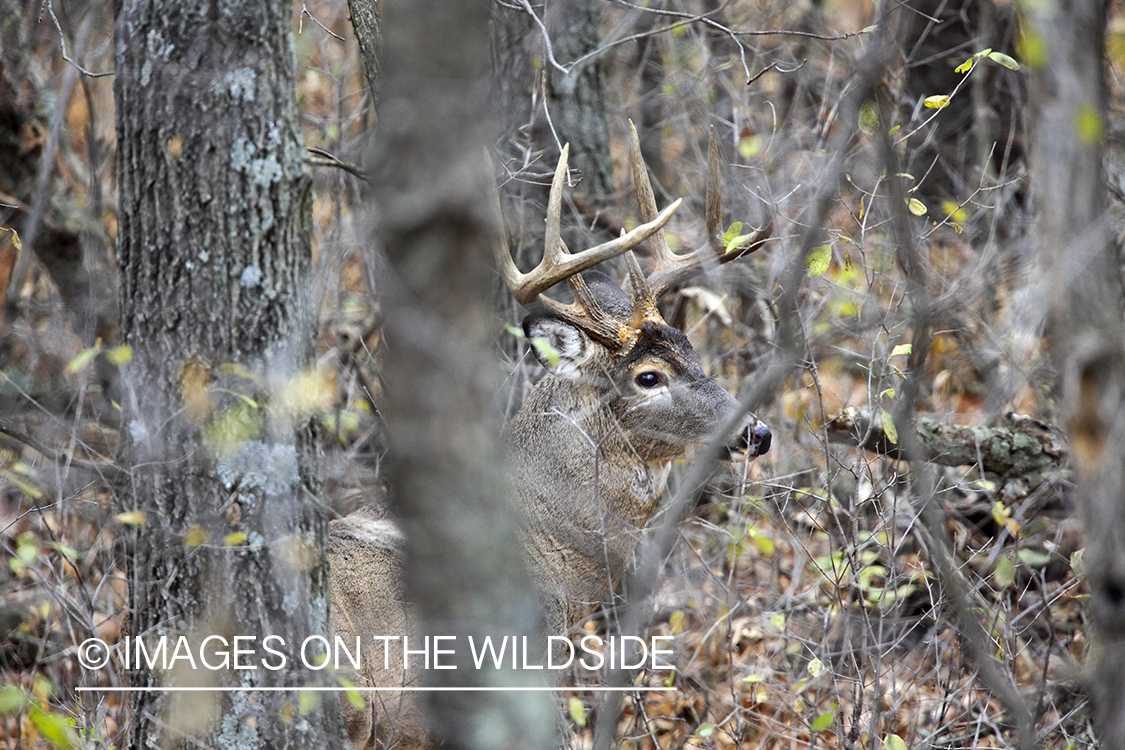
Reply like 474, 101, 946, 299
495, 143, 682, 307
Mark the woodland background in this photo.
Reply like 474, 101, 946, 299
1, 0, 1122, 747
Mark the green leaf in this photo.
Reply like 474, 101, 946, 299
720, 221, 744, 245
994, 556, 1016, 589
569, 697, 587, 727
923, 95, 950, 109
750, 532, 775, 557
884, 734, 908, 750
725, 232, 757, 253
810, 710, 835, 732
805, 244, 832, 278
987, 51, 1020, 70
2, 470, 43, 501
1070, 548, 1085, 580
0, 686, 29, 714
529, 337, 560, 368
769, 612, 786, 631
907, 198, 927, 216
738, 135, 763, 159
696, 723, 716, 737
45, 541, 78, 562
1018, 548, 1052, 568
890, 344, 912, 357
298, 690, 320, 716
955, 57, 975, 74
858, 101, 879, 135
888, 124, 901, 136
336, 677, 365, 710
29, 702, 80, 749
807, 658, 823, 677
880, 409, 898, 444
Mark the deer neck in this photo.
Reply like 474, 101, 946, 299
508, 374, 672, 630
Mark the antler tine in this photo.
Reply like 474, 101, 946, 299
496, 142, 683, 308
705, 126, 723, 251
627, 121, 770, 299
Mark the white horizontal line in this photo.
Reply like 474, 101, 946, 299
76, 686, 675, 693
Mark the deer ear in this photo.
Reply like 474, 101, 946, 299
523, 313, 592, 378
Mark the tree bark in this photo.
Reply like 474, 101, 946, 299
369, 0, 555, 746
115, 1, 345, 746
1026, 0, 1125, 743
345, 0, 382, 112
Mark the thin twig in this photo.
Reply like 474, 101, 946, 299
46, 2, 112, 78
306, 147, 369, 181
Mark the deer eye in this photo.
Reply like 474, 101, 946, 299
634, 371, 666, 389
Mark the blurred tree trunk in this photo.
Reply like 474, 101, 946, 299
1027, 0, 1125, 743
368, 0, 555, 746
115, 1, 345, 746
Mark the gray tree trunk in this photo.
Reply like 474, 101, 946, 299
369, 0, 555, 746
115, 1, 345, 746
1026, 0, 1125, 743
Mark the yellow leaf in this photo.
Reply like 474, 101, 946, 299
738, 135, 762, 159
67, 343, 102, 375
805, 244, 832, 278
106, 345, 133, 366
115, 511, 146, 527
880, 409, 898, 444
568, 697, 587, 727
183, 526, 211, 547
223, 532, 249, 546
923, 95, 950, 109
907, 198, 927, 216
1, 227, 21, 251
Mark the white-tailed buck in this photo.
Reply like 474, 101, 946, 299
329, 123, 770, 748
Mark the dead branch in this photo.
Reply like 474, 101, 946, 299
825, 407, 1070, 479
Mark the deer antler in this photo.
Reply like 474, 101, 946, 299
494, 142, 682, 347
495, 144, 682, 308
627, 121, 770, 299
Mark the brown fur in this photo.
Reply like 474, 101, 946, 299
328, 279, 768, 748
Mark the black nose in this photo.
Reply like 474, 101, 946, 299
728, 419, 771, 458
750, 421, 771, 456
